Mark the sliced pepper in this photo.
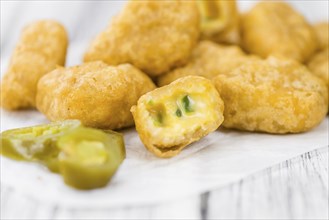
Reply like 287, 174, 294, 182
1, 121, 125, 190
1, 120, 81, 172
57, 127, 125, 190
103, 129, 126, 161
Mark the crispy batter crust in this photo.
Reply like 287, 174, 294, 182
241, 2, 317, 62
313, 22, 329, 50
1, 20, 68, 110
307, 49, 329, 110
84, 0, 200, 77
214, 57, 328, 133
131, 76, 224, 158
157, 41, 259, 86
36, 62, 156, 130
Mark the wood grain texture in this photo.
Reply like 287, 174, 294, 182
204, 147, 329, 220
1, 147, 328, 220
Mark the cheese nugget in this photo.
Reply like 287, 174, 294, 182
198, 0, 240, 44
84, 0, 200, 77
241, 2, 317, 62
131, 76, 224, 158
214, 57, 328, 134
36, 62, 156, 130
313, 22, 329, 50
307, 49, 329, 108
1, 20, 68, 110
157, 41, 259, 86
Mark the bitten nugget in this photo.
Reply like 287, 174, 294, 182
157, 41, 259, 86
307, 49, 329, 105
241, 2, 317, 62
84, 0, 200, 77
131, 76, 224, 158
36, 62, 156, 130
198, 0, 240, 44
313, 22, 329, 50
214, 57, 328, 134
1, 20, 68, 110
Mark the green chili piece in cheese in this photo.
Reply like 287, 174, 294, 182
176, 108, 182, 117
148, 104, 166, 126
182, 95, 194, 113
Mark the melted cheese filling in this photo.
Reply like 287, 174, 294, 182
146, 92, 215, 141
197, 0, 226, 33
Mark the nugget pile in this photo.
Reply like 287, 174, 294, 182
1, 0, 328, 163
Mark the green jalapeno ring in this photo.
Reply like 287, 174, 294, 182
57, 127, 125, 190
103, 129, 126, 161
0, 138, 26, 161
1, 121, 126, 190
0, 120, 82, 172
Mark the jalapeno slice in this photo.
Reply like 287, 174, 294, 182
1, 120, 81, 172
1, 121, 125, 189
57, 127, 125, 190
103, 129, 126, 161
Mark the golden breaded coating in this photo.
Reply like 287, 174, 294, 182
157, 41, 259, 86
131, 76, 224, 158
241, 2, 317, 62
1, 20, 68, 110
84, 0, 200, 77
36, 62, 156, 130
313, 22, 329, 50
198, 0, 240, 44
214, 57, 328, 134
307, 49, 329, 106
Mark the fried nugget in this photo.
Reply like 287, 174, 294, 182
307, 49, 329, 106
131, 76, 224, 158
157, 41, 259, 86
241, 2, 317, 62
198, 0, 240, 44
1, 20, 68, 110
313, 22, 329, 50
36, 62, 156, 130
214, 57, 328, 134
84, 0, 200, 77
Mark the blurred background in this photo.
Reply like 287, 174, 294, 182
1, 0, 328, 75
